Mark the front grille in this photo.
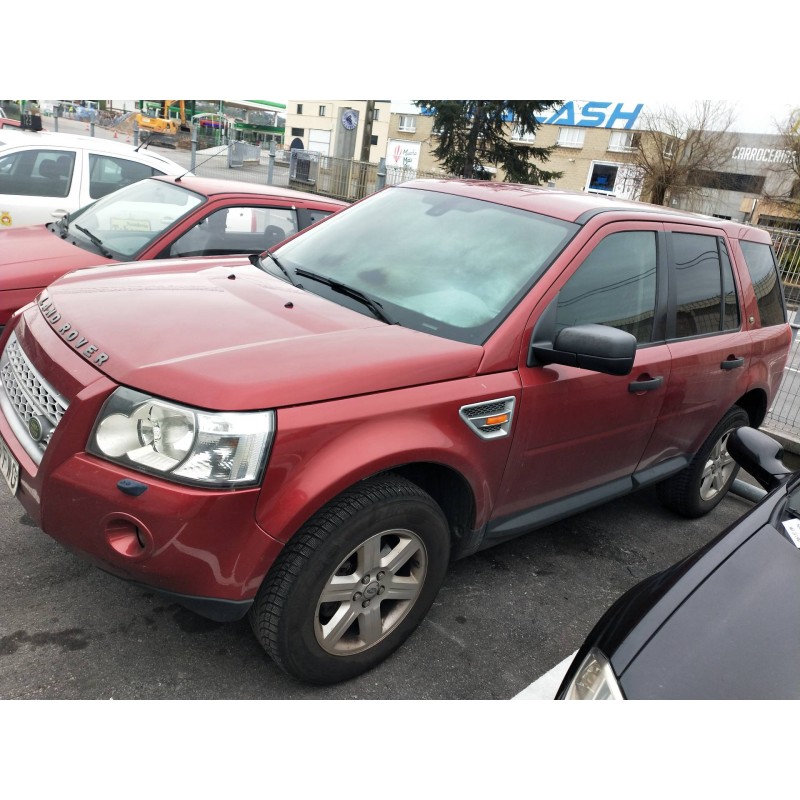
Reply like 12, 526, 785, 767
0, 332, 69, 463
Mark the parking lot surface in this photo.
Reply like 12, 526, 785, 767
0, 477, 756, 699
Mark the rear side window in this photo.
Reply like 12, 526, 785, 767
556, 230, 658, 344
88, 154, 159, 199
672, 233, 740, 338
307, 209, 334, 224
739, 240, 787, 327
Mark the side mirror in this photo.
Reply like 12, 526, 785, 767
529, 322, 636, 377
727, 427, 792, 492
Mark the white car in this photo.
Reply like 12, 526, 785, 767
0, 129, 187, 228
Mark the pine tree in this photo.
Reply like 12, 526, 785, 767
414, 100, 563, 183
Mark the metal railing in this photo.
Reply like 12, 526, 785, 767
767, 227, 800, 306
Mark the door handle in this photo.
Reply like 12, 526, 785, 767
721, 356, 745, 370
628, 376, 664, 393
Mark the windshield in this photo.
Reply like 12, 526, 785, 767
271, 185, 578, 344
67, 178, 205, 259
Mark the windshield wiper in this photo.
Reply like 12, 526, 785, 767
294, 268, 394, 324
253, 251, 299, 287
75, 225, 113, 259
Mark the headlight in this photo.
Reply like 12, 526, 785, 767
561, 648, 624, 700
88, 387, 274, 487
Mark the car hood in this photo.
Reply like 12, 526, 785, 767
36, 259, 484, 409
0, 224, 108, 288
617, 523, 800, 699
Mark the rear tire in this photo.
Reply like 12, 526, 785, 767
657, 406, 749, 518
249, 474, 450, 684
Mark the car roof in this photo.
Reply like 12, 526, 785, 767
149, 174, 350, 205
0, 129, 185, 174
397, 178, 768, 240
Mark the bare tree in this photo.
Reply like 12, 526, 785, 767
757, 110, 800, 219
629, 101, 738, 206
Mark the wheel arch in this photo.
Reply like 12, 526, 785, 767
736, 387, 768, 429
388, 462, 478, 557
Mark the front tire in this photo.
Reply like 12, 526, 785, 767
657, 406, 749, 518
249, 474, 450, 684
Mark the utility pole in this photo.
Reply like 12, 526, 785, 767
359, 100, 375, 163
357, 100, 376, 199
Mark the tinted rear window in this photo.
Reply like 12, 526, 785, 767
739, 240, 787, 327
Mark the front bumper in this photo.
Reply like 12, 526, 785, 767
0, 310, 284, 615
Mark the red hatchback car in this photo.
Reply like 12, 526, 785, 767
0, 179, 791, 684
0, 174, 348, 330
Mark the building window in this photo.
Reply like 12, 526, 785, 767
688, 170, 766, 193
510, 125, 536, 143
398, 115, 416, 133
319, 105, 326, 116
608, 130, 639, 152
373, 108, 380, 121
371, 135, 378, 146
557, 127, 585, 148
291, 127, 305, 137
296, 104, 303, 115
663, 138, 677, 159
588, 163, 619, 194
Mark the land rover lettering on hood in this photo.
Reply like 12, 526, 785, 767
0, 179, 790, 684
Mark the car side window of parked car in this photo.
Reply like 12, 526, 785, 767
555, 230, 658, 344
88, 154, 159, 200
739, 240, 787, 327
0, 148, 75, 198
671, 233, 740, 338
169, 206, 300, 258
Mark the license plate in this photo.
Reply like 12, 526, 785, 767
0, 434, 19, 495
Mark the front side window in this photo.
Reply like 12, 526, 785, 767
88, 154, 159, 199
556, 231, 658, 344
0, 148, 75, 197
170, 206, 299, 257
271, 186, 578, 344
672, 233, 740, 338
739, 240, 787, 327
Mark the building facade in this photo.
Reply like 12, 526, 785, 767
284, 101, 392, 164
288, 100, 799, 228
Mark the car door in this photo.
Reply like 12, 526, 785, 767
490, 223, 671, 532
636, 225, 751, 470
0, 146, 81, 227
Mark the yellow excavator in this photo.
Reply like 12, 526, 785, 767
134, 101, 190, 145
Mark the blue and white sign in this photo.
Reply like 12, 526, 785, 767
416, 101, 645, 130
535, 101, 644, 130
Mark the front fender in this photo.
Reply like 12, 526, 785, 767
255, 372, 520, 544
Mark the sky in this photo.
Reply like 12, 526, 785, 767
5, 8, 795, 136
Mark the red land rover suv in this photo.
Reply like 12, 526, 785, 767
0, 180, 791, 683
